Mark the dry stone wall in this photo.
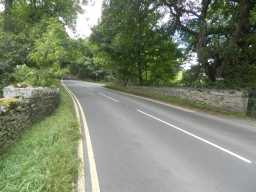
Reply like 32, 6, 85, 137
126, 86, 249, 113
0, 86, 59, 152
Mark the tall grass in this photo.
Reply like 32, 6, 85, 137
0, 87, 80, 192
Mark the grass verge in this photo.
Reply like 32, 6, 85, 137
0, 87, 80, 192
106, 84, 247, 118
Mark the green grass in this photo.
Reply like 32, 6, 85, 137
106, 84, 247, 118
0, 87, 80, 192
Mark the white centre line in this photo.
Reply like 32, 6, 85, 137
99, 93, 120, 103
137, 109, 252, 164
109, 89, 195, 113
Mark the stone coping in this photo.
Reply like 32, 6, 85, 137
3, 86, 59, 98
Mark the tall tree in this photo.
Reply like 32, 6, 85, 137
159, 0, 256, 87
2, 0, 14, 32
91, 0, 181, 85
0, 0, 85, 91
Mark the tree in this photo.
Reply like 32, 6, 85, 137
91, 0, 181, 85
159, 0, 256, 87
0, 0, 86, 90
1, 0, 14, 31
29, 18, 69, 68
65, 38, 107, 81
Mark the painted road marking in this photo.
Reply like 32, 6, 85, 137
63, 84, 86, 192
63, 82, 101, 192
99, 93, 120, 103
137, 109, 252, 164
74, 96, 101, 192
106, 88, 194, 113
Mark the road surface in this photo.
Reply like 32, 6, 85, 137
64, 80, 256, 192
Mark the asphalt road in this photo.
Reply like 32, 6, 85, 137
64, 80, 256, 192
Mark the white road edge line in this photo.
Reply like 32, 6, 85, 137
74, 96, 101, 192
99, 93, 120, 103
137, 109, 252, 164
63, 82, 101, 192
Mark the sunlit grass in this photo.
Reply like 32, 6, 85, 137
0, 87, 80, 192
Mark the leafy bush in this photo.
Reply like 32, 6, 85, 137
12, 65, 66, 87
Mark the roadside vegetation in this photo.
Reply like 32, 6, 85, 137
1, 0, 256, 91
0, 0, 105, 95
0, 88, 80, 192
90, 0, 256, 89
90, 0, 255, 118
0, 2, 84, 191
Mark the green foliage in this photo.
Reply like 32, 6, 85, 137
1, 0, 84, 30
0, 88, 80, 192
1, 0, 256, 91
0, 0, 85, 89
159, 0, 256, 88
181, 65, 208, 88
251, 6, 256, 24
67, 39, 109, 81
28, 18, 69, 68
0, 31, 31, 92
13, 64, 66, 87
91, 0, 181, 85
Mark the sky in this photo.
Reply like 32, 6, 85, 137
66, 0, 104, 38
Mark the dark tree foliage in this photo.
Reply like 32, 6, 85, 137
159, 0, 256, 88
67, 39, 108, 81
91, 0, 181, 86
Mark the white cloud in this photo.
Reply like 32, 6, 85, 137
0, 4, 4, 12
67, 0, 104, 38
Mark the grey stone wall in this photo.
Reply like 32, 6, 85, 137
126, 86, 248, 113
247, 89, 256, 117
0, 86, 59, 152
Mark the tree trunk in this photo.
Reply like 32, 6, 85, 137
3, 0, 14, 32
232, 0, 250, 46
196, 0, 214, 82
207, 65, 217, 82
138, 61, 143, 85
